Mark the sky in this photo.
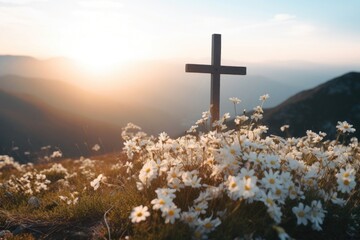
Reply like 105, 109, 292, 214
1, 0, 360, 69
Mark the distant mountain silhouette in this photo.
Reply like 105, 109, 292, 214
1, 55, 322, 125
0, 75, 182, 136
0, 89, 124, 161
1, 55, 359, 138
0, 55, 78, 80
263, 72, 360, 139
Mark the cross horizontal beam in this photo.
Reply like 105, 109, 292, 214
185, 34, 247, 126
186, 64, 246, 75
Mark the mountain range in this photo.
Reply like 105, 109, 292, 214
0, 74, 181, 135
0, 55, 359, 160
0, 89, 122, 161
263, 72, 360, 140
5, 54, 356, 125
0, 55, 300, 122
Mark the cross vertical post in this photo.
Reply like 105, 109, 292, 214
211, 34, 221, 123
185, 34, 247, 128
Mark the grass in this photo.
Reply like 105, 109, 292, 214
1, 149, 359, 239
0, 153, 195, 239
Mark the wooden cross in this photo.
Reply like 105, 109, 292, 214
185, 34, 247, 125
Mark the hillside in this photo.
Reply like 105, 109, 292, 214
2, 56, 359, 138
0, 55, 303, 124
0, 75, 182, 136
0, 108, 359, 239
263, 72, 360, 139
0, 89, 123, 161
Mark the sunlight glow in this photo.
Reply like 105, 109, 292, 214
59, 9, 150, 75
72, 47, 124, 75
67, 32, 136, 75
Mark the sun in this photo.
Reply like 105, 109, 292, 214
57, 9, 154, 76
60, 21, 145, 75
73, 50, 123, 75
69, 37, 131, 75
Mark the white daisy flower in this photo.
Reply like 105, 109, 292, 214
129, 205, 150, 223
292, 202, 311, 226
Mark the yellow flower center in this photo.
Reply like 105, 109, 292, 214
298, 211, 305, 218
245, 184, 251, 191
307, 179, 313, 185
343, 173, 350, 178
194, 230, 202, 238
137, 212, 143, 217
145, 168, 151, 173
204, 222, 213, 229
266, 198, 274, 206
269, 178, 275, 184
168, 210, 175, 216
231, 182, 237, 188
344, 179, 350, 186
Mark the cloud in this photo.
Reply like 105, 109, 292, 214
289, 24, 316, 36
0, 0, 47, 4
273, 13, 296, 22
78, 0, 123, 10
0, 5, 45, 24
269, 14, 315, 37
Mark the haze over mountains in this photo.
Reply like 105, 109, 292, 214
0, 55, 359, 159
1, 55, 358, 124
0, 89, 122, 161
0, 74, 180, 135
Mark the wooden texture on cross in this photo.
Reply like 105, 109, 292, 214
185, 34, 247, 124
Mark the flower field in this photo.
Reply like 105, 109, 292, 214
0, 95, 359, 239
